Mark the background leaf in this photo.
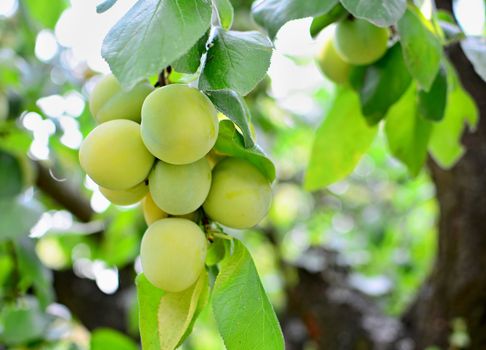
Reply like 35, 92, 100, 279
418, 66, 448, 121
96, 0, 118, 13
397, 5, 443, 91
212, 240, 284, 350
339, 0, 406, 27
102, 0, 212, 87
429, 82, 478, 168
310, 3, 348, 38
0, 196, 43, 241
351, 43, 412, 125
214, 120, 276, 182
136, 274, 164, 350
0, 150, 23, 198
385, 85, 433, 176
252, 0, 338, 39
199, 28, 273, 96
205, 90, 254, 148
304, 88, 378, 191
90, 329, 138, 350
461, 37, 486, 83
157, 272, 208, 350
24, 0, 67, 29
212, 0, 234, 30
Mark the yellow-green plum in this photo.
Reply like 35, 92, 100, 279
79, 119, 154, 190
141, 85, 218, 165
203, 157, 272, 229
89, 74, 153, 123
149, 157, 211, 215
100, 181, 148, 206
316, 38, 351, 84
142, 192, 168, 225
335, 19, 389, 65
140, 218, 207, 292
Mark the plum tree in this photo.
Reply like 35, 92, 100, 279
335, 18, 389, 65
149, 157, 211, 215
79, 119, 154, 190
203, 157, 272, 229
141, 84, 218, 165
142, 192, 168, 225
140, 218, 207, 292
100, 181, 148, 206
89, 74, 153, 124
316, 38, 351, 84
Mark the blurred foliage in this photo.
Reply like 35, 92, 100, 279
0, 0, 443, 349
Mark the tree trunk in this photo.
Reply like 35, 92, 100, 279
402, 2, 486, 347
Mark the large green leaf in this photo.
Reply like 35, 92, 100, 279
214, 120, 275, 182
172, 31, 209, 74
91, 329, 138, 350
157, 272, 208, 350
213, 0, 234, 30
205, 90, 254, 148
212, 240, 284, 350
199, 28, 273, 96
352, 43, 412, 125
418, 66, 448, 121
385, 85, 434, 176
137, 274, 164, 350
429, 83, 478, 168
0, 197, 43, 242
310, 3, 348, 38
397, 5, 443, 91
252, 0, 338, 39
304, 88, 378, 191
102, 0, 212, 87
339, 0, 406, 27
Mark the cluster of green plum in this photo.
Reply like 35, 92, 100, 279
316, 18, 389, 84
79, 75, 272, 292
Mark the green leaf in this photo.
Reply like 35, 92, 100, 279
158, 272, 208, 350
418, 66, 448, 121
199, 28, 273, 96
0, 149, 23, 198
15, 238, 54, 309
212, 240, 284, 350
206, 238, 226, 266
213, 0, 234, 30
304, 88, 378, 191
385, 85, 434, 176
206, 90, 254, 148
172, 31, 209, 74
24, 0, 67, 29
339, 0, 406, 27
214, 120, 276, 182
96, 0, 118, 13
429, 82, 478, 168
91, 329, 138, 350
0, 298, 49, 346
0, 197, 43, 241
461, 37, 486, 83
102, 0, 212, 87
310, 3, 348, 38
137, 273, 164, 350
252, 0, 338, 39
352, 43, 412, 125
397, 5, 443, 91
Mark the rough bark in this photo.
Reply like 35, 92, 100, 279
403, 1, 486, 347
